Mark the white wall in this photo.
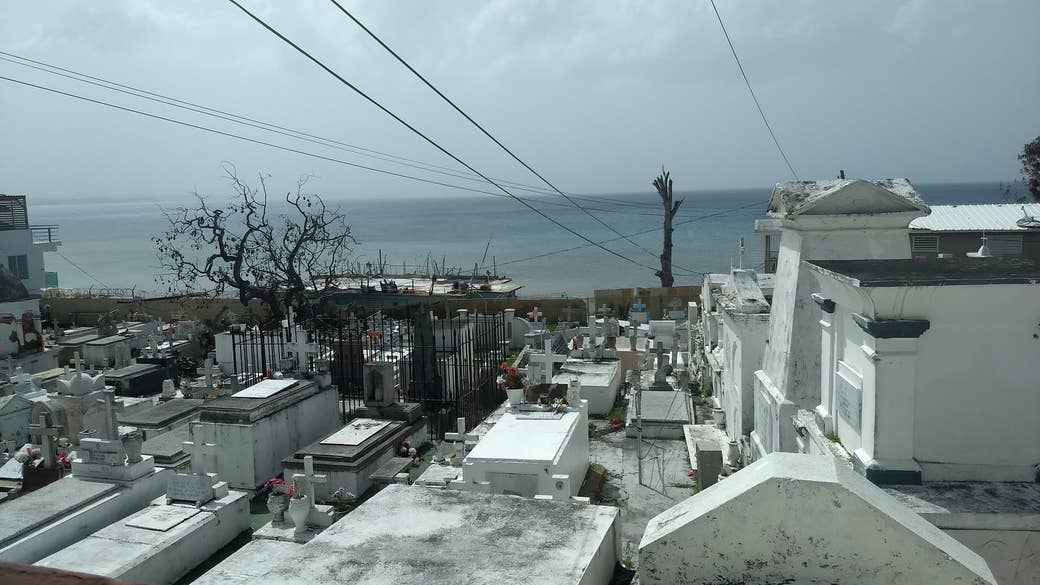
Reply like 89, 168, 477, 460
0, 229, 48, 294
717, 310, 768, 442
816, 278, 1040, 481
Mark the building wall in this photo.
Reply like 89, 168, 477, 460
911, 230, 1040, 261
717, 310, 769, 442
0, 230, 47, 294
817, 280, 1040, 481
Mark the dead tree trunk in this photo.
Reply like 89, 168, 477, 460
653, 169, 683, 287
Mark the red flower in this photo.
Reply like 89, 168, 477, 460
609, 418, 620, 426
499, 362, 508, 371
508, 368, 517, 376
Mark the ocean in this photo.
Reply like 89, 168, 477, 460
33, 181, 1007, 298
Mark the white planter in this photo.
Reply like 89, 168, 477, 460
506, 387, 524, 406
288, 495, 310, 535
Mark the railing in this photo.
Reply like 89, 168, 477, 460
31, 225, 60, 243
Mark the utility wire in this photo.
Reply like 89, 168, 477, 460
328, 0, 661, 260
0, 50, 663, 212
709, 0, 799, 181
55, 251, 110, 288
0, 73, 670, 224
226, 0, 660, 274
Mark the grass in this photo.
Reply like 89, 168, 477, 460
601, 398, 629, 423
825, 432, 840, 443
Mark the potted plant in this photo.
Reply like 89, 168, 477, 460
287, 478, 310, 535
496, 362, 528, 406
264, 477, 291, 524
331, 487, 356, 521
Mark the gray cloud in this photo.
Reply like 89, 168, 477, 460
1, 0, 1038, 201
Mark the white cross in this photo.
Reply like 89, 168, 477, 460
29, 414, 62, 469
283, 328, 319, 372
587, 315, 601, 344
292, 455, 327, 502
95, 391, 121, 440
185, 436, 218, 475
196, 358, 221, 390
444, 417, 470, 461
528, 338, 568, 384
70, 352, 85, 373
528, 306, 543, 323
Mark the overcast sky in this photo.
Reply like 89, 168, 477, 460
2, 0, 1038, 202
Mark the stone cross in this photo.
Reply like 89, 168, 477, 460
444, 417, 469, 463
292, 455, 327, 503
587, 316, 601, 344
95, 391, 120, 440
29, 415, 62, 469
528, 338, 568, 384
70, 352, 85, 373
283, 329, 319, 373
528, 307, 543, 324
196, 359, 221, 393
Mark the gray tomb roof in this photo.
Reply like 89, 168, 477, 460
807, 257, 1040, 287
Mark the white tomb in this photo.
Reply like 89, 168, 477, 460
192, 484, 619, 585
187, 377, 339, 490
639, 453, 996, 584
35, 472, 250, 585
552, 359, 621, 416
0, 437, 172, 563
451, 399, 590, 499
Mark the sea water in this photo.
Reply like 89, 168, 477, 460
33, 182, 1006, 297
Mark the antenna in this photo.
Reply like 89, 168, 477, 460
738, 237, 745, 269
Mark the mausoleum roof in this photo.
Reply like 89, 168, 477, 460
806, 257, 1040, 287
767, 178, 929, 218
909, 202, 1040, 232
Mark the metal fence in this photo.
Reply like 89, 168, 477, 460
227, 303, 508, 439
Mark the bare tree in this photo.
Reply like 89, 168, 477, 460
1019, 135, 1040, 202
153, 166, 356, 326
652, 168, 683, 287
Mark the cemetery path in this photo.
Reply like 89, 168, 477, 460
590, 434, 693, 568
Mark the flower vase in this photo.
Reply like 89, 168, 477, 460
121, 430, 143, 464
506, 386, 524, 406
288, 495, 311, 535
267, 493, 289, 524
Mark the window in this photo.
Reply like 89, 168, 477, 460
910, 233, 939, 253
987, 235, 1022, 257
7, 255, 28, 280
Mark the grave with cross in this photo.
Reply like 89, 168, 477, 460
444, 417, 478, 466
93, 390, 121, 441
195, 358, 224, 398
185, 434, 219, 476
629, 297, 649, 327
291, 455, 333, 530
29, 414, 62, 470
528, 338, 569, 385
56, 352, 107, 396
527, 306, 543, 325
282, 327, 320, 374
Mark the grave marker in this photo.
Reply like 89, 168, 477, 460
28, 415, 62, 469
166, 473, 217, 507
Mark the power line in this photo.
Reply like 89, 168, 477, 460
328, 0, 661, 261
491, 199, 768, 273
0, 73, 671, 223
226, 0, 661, 274
54, 251, 110, 288
0, 49, 663, 212
708, 0, 799, 181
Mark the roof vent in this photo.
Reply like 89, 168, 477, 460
966, 234, 992, 258
1016, 206, 1040, 229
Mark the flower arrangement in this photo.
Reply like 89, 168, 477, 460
331, 487, 356, 514
496, 362, 528, 391
14, 446, 42, 467
264, 477, 292, 497
569, 337, 580, 350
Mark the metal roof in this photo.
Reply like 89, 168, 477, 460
909, 203, 1040, 232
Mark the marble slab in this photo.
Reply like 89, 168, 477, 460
232, 379, 297, 399
320, 419, 391, 446
125, 506, 201, 532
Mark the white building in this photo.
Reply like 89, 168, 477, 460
751, 179, 929, 459
799, 256, 1040, 484
699, 269, 772, 443
0, 194, 60, 295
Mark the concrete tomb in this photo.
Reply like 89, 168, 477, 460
639, 453, 996, 585
104, 362, 165, 397
35, 472, 249, 585
187, 377, 339, 490
117, 398, 204, 441
552, 358, 620, 416
451, 398, 590, 500
192, 484, 620, 585
282, 415, 426, 501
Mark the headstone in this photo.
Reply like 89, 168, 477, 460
528, 306, 543, 324
290, 455, 332, 528
630, 297, 649, 326
196, 358, 222, 397
567, 378, 582, 405
166, 472, 217, 507
694, 440, 723, 491
94, 390, 121, 440
444, 417, 469, 465
363, 362, 396, 407
160, 379, 177, 400
28, 414, 62, 469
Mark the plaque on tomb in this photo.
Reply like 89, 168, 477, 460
836, 370, 862, 432
320, 419, 391, 446
125, 506, 201, 532
231, 378, 297, 399
514, 411, 566, 420
79, 438, 127, 466
166, 473, 216, 506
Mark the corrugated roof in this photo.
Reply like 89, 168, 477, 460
909, 203, 1040, 232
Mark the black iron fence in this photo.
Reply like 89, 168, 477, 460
227, 304, 508, 439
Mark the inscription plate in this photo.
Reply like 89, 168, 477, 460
125, 506, 201, 532
167, 473, 215, 505
320, 419, 391, 446
232, 378, 298, 399
836, 370, 862, 432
